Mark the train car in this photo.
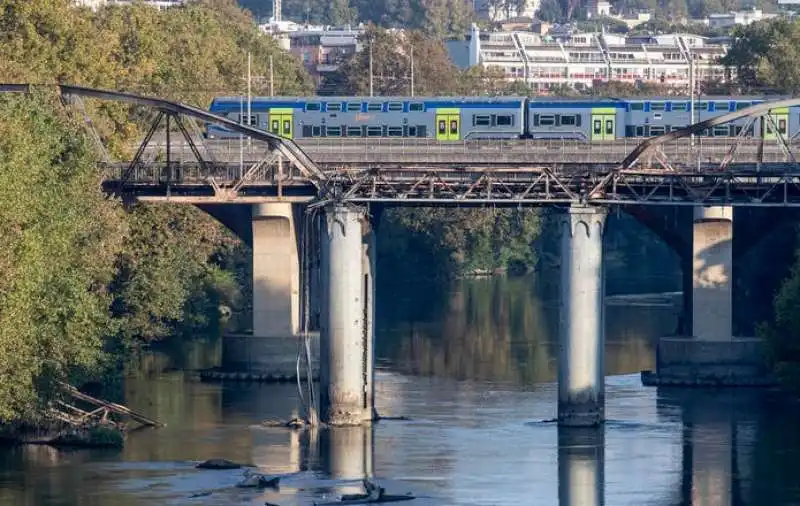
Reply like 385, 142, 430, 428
207, 96, 526, 140
619, 96, 796, 139
527, 97, 625, 141
207, 94, 797, 142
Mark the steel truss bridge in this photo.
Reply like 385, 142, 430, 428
5, 84, 800, 207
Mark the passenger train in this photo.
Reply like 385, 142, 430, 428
206, 95, 793, 142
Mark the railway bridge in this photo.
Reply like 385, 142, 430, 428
4, 84, 800, 428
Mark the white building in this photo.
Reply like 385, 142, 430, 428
467, 25, 730, 91
706, 9, 776, 29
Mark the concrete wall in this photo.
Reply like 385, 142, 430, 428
252, 202, 300, 338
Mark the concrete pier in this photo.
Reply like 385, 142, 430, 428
643, 206, 773, 387
320, 204, 375, 426
558, 427, 605, 506
558, 206, 606, 427
222, 203, 320, 378
321, 426, 375, 496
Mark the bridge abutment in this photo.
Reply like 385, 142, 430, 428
320, 204, 376, 426
558, 205, 606, 427
644, 206, 772, 387
222, 202, 319, 379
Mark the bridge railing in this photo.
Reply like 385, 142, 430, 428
130, 136, 800, 169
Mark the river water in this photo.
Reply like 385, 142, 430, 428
2, 274, 800, 505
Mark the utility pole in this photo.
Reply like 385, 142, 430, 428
689, 51, 696, 147
269, 55, 275, 96
247, 51, 252, 126
410, 45, 415, 97
369, 41, 374, 97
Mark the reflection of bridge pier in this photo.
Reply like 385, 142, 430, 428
320, 426, 375, 496
660, 390, 760, 506
558, 427, 604, 506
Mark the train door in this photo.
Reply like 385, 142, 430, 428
268, 107, 294, 139
436, 108, 461, 141
762, 107, 788, 141
590, 108, 616, 141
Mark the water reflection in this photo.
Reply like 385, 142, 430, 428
559, 428, 604, 506
378, 273, 676, 384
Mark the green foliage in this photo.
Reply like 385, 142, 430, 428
722, 19, 800, 93
378, 208, 541, 281
239, 0, 474, 38
0, 93, 125, 421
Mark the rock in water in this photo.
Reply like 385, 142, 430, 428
236, 469, 280, 488
196, 459, 242, 470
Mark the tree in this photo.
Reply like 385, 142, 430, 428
723, 19, 800, 93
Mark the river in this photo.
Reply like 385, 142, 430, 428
1, 274, 800, 505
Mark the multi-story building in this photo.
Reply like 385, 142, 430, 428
473, 0, 541, 21
465, 25, 731, 91
284, 27, 364, 92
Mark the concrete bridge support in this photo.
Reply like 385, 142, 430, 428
320, 204, 376, 426
222, 202, 319, 379
558, 206, 606, 427
644, 206, 772, 386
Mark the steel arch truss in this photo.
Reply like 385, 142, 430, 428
623, 98, 800, 171
317, 166, 800, 207
0, 83, 325, 198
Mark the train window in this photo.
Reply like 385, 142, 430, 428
630, 102, 644, 111
327, 103, 342, 112
736, 102, 750, 111
636, 126, 645, 137
650, 126, 665, 136
347, 102, 362, 112
271, 120, 279, 132
409, 102, 424, 112
347, 126, 363, 137
312, 126, 322, 137
387, 102, 403, 112
713, 102, 729, 112
438, 120, 446, 135
388, 126, 403, 137
605, 120, 613, 135
561, 115, 577, 126
367, 103, 382, 112
240, 114, 257, 125
283, 120, 291, 135
408, 126, 418, 137
695, 102, 708, 111
539, 114, 555, 126
713, 125, 729, 136
302, 125, 313, 137
473, 115, 491, 126
496, 115, 513, 126
779, 119, 787, 134
653, 113, 662, 120
326, 126, 341, 137
593, 120, 601, 135
367, 126, 382, 136
305, 103, 321, 112
450, 120, 458, 134
650, 102, 665, 111
672, 102, 687, 112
